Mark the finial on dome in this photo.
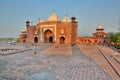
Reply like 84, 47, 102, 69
53, 10, 55, 13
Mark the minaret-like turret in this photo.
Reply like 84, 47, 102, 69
26, 20, 30, 26
71, 16, 78, 45
71, 16, 77, 23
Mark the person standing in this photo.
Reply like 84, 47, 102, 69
32, 46, 36, 55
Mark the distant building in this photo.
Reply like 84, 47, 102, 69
19, 12, 106, 45
76, 25, 106, 45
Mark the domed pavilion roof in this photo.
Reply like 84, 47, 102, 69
96, 25, 104, 30
39, 18, 45, 23
48, 12, 60, 21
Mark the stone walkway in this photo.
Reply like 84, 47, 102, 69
78, 45, 120, 80
41, 44, 72, 55
0, 45, 112, 80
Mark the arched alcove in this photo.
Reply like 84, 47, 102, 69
60, 36, 65, 44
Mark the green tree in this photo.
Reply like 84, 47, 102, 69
106, 32, 117, 43
15, 38, 20, 43
116, 32, 120, 43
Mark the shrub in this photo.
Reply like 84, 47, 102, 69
115, 45, 120, 49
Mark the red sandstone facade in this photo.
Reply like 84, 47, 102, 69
19, 12, 78, 45
76, 26, 106, 45
19, 12, 106, 45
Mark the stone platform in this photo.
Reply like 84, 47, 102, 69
41, 44, 72, 55
0, 44, 113, 80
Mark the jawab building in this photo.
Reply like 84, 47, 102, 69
19, 12, 106, 45
20, 12, 78, 45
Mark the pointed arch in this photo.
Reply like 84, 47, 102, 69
60, 36, 65, 44
44, 29, 53, 43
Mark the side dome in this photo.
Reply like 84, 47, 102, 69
21, 29, 27, 33
62, 16, 70, 22
39, 18, 45, 23
48, 12, 60, 21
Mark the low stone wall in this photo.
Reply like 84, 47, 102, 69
0, 48, 31, 55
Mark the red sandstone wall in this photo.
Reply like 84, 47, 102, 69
26, 26, 36, 43
19, 34, 27, 42
56, 23, 72, 44
76, 37, 104, 45
71, 22, 78, 45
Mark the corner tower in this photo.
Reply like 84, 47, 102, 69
71, 16, 78, 45
93, 25, 106, 39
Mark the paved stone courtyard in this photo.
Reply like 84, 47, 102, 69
0, 44, 113, 80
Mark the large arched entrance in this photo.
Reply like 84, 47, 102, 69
60, 36, 65, 44
44, 30, 53, 43
34, 37, 38, 43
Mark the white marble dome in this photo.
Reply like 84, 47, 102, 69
48, 12, 60, 21
62, 16, 70, 22
21, 29, 27, 33
97, 25, 104, 30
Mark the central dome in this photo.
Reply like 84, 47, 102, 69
48, 12, 60, 21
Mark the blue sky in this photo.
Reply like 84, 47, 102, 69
0, 0, 120, 38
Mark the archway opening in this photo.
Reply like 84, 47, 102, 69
60, 36, 65, 44
49, 36, 53, 43
44, 30, 53, 43
23, 39, 25, 43
34, 37, 38, 43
